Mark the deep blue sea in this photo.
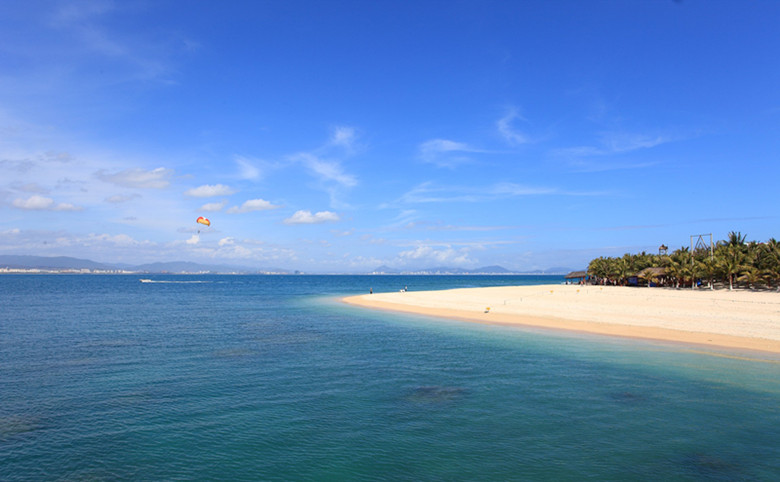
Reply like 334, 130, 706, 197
1, 274, 779, 480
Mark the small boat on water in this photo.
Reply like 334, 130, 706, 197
139, 279, 153, 283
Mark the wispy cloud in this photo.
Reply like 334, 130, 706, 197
96, 167, 173, 189
566, 159, 661, 173
46, 1, 187, 84
234, 155, 281, 181
10, 182, 49, 194
328, 126, 357, 150
12, 195, 82, 211
184, 184, 236, 197
105, 193, 140, 203
391, 181, 579, 206
283, 210, 340, 225
0, 159, 37, 174
490, 182, 558, 196
418, 139, 482, 168
552, 132, 674, 173
496, 107, 529, 145
396, 182, 481, 204
226, 198, 281, 214
403, 220, 514, 232
291, 153, 357, 187
555, 132, 672, 158
200, 200, 228, 212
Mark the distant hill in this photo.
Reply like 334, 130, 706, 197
469, 265, 512, 274
0, 255, 289, 274
0, 255, 114, 270
1, 255, 570, 275
372, 265, 400, 274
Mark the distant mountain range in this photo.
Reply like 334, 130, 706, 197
0, 255, 290, 274
0, 255, 574, 275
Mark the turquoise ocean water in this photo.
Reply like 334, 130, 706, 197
1, 274, 779, 480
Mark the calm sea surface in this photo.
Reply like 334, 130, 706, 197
1, 275, 779, 480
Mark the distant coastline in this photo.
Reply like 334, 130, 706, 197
0, 254, 571, 276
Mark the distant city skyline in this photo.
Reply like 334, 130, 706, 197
1, 1, 778, 272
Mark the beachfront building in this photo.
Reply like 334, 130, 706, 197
638, 267, 667, 287
564, 270, 588, 284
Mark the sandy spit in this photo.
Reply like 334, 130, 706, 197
343, 285, 780, 354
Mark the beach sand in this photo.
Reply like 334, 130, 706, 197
343, 285, 780, 354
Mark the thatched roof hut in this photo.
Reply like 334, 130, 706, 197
637, 267, 667, 286
564, 270, 588, 280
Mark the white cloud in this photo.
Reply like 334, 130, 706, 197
283, 210, 340, 225
186, 234, 200, 245
96, 167, 173, 189
329, 126, 356, 149
105, 193, 140, 203
497, 108, 529, 145
389, 181, 593, 207
12, 195, 82, 211
11, 182, 49, 193
200, 200, 228, 212
397, 245, 474, 266
490, 183, 557, 196
218, 237, 234, 247
601, 133, 668, 153
236, 156, 262, 180
420, 139, 471, 155
292, 153, 358, 187
556, 133, 671, 158
184, 184, 236, 197
86, 233, 140, 247
418, 139, 480, 168
226, 198, 281, 214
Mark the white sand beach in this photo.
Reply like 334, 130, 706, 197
343, 285, 780, 354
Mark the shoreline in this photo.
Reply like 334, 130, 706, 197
343, 285, 780, 355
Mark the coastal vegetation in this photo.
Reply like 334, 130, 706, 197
587, 232, 780, 290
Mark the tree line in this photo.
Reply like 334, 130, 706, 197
586, 232, 780, 290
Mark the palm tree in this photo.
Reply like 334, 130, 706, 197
716, 244, 747, 291
738, 266, 765, 290
761, 238, 780, 290
639, 267, 659, 287
582, 232, 780, 291
614, 257, 632, 285
666, 247, 692, 288
726, 231, 747, 247
587, 257, 611, 284
696, 256, 718, 290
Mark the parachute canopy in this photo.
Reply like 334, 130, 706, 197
196, 216, 211, 227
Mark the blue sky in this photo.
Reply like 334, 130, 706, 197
1, 0, 778, 272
